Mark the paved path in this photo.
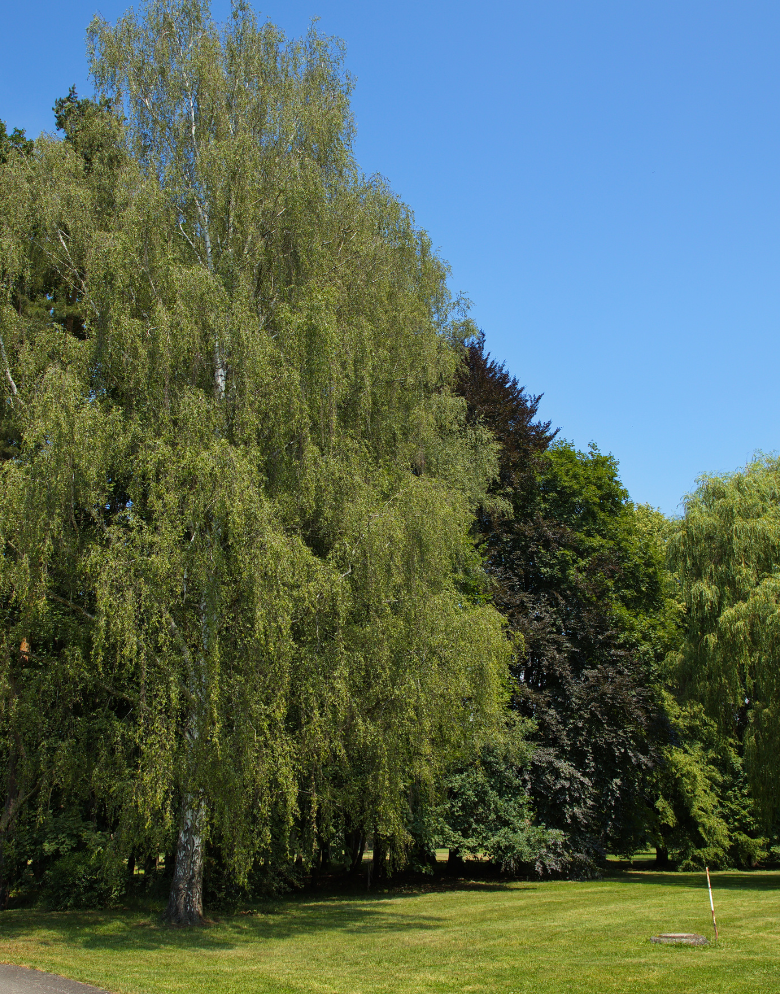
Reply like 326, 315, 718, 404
0, 965, 111, 994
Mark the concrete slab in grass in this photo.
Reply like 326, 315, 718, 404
651, 933, 709, 946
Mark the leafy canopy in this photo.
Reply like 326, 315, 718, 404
669, 456, 780, 824
0, 0, 510, 911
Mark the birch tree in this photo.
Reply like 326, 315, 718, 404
1, 0, 509, 921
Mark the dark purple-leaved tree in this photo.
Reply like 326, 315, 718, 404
457, 336, 668, 870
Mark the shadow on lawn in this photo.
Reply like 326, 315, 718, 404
1, 900, 445, 954
607, 870, 780, 892
0, 878, 541, 954
7, 870, 772, 956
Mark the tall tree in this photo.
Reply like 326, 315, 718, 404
457, 333, 555, 503
458, 339, 668, 868
0, 95, 138, 909
509, 445, 667, 863
669, 456, 780, 827
0, 1, 509, 921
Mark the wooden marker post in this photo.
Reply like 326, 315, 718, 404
706, 867, 718, 941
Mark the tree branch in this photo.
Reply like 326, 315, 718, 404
0, 334, 22, 404
47, 593, 96, 621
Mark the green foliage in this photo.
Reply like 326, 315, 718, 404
6, 809, 128, 909
53, 87, 123, 176
438, 719, 563, 876
650, 695, 767, 870
456, 341, 674, 872
669, 456, 780, 824
638, 473, 773, 871
0, 122, 33, 164
0, 0, 509, 911
503, 444, 668, 858
9, 0, 769, 907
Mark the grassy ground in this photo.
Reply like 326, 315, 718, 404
1, 865, 779, 993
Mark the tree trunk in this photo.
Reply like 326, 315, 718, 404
655, 844, 670, 870
346, 826, 366, 875
311, 825, 331, 887
164, 798, 205, 926
1, 700, 22, 910
0, 797, 18, 908
142, 851, 156, 883
372, 830, 388, 883
447, 847, 465, 874
163, 567, 216, 926
0, 830, 9, 909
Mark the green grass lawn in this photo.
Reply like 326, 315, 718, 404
1, 867, 779, 993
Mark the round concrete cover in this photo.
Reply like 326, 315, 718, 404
651, 933, 709, 945
0, 965, 111, 993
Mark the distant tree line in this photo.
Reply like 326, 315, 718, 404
1, 0, 777, 924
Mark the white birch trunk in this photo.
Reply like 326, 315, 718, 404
164, 795, 205, 925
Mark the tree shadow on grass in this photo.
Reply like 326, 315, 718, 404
606, 870, 780, 892
1, 902, 440, 954
327, 878, 540, 897
0, 877, 542, 955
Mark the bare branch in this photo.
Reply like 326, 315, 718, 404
177, 221, 206, 267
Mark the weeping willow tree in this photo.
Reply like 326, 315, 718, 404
0, 0, 509, 923
669, 456, 780, 829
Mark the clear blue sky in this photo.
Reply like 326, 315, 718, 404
3, 0, 779, 516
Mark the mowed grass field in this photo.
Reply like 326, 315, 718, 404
1, 867, 779, 994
